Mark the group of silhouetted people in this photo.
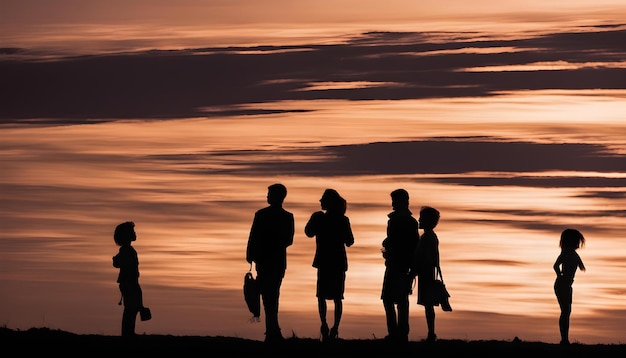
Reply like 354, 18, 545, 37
112, 183, 586, 346
381, 189, 443, 344
243, 183, 448, 344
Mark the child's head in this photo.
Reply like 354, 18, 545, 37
559, 228, 585, 250
114, 221, 136, 246
419, 206, 440, 230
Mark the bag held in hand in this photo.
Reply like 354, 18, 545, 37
434, 267, 452, 312
244, 265, 261, 322
140, 306, 152, 321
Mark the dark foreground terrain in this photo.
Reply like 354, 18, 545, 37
2, 327, 625, 357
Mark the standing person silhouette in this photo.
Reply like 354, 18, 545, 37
246, 183, 295, 343
112, 221, 145, 339
410, 206, 441, 343
305, 189, 355, 342
553, 228, 586, 345
381, 189, 419, 344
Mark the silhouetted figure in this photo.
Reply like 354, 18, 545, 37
410, 206, 441, 343
246, 183, 295, 343
381, 189, 419, 344
112, 221, 145, 339
305, 189, 355, 342
553, 228, 586, 345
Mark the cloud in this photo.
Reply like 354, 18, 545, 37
201, 139, 626, 178
1, 25, 625, 123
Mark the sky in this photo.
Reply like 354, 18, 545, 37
2, 1, 626, 53
1, 0, 626, 345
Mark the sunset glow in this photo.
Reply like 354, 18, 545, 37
1, 0, 626, 345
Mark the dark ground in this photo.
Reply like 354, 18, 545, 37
2, 327, 625, 357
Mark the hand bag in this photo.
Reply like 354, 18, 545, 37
139, 306, 152, 321
243, 264, 261, 322
434, 266, 452, 312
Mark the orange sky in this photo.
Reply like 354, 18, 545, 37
2, 1, 626, 52
1, 0, 626, 345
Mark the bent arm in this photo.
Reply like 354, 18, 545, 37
344, 217, 355, 247
553, 257, 562, 275
304, 211, 323, 237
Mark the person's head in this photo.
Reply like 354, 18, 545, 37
418, 206, 440, 230
267, 183, 287, 206
560, 228, 585, 250
114, 221, 136, 246
390, 188, 409, 211
320, 188, 347, 215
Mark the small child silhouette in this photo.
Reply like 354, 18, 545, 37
112, 221, 146, 339
553, 228, 586, 345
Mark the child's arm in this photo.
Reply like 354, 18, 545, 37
553, 254, 563, 275
112, 253, 121, 268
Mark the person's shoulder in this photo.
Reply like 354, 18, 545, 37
256, 205, 274, 214
274, 207, 294, 220
119, 244, 135, 253
393, 210, 416, 220
387, 211, 405, 222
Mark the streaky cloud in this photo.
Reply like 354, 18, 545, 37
1, 25, 625, 123
202, 139, 626, 179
